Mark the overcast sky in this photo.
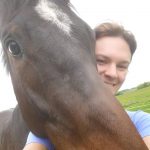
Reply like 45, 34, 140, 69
0, 0, 150, 111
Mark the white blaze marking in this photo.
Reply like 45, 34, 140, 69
35, 0, 72, 35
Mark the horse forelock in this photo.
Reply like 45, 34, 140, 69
34, 0, 73, 36
0, 0, 27, 23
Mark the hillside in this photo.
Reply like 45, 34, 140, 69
116, 85, 150, 113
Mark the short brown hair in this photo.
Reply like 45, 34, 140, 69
94, 22, 137, 56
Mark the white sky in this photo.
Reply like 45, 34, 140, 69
0, 0, 150, 111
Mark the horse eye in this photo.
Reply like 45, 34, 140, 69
7, 40, 22, 56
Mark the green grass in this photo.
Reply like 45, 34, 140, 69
116, 86, 150, 113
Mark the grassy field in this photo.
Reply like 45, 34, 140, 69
116, 86, 150, 113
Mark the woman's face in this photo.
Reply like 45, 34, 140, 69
95, 36, 132, 94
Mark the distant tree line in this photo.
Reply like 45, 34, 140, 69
137, 81, 150, 89
116, 81, 150, 96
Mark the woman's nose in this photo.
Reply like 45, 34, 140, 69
105, 64, 118, 78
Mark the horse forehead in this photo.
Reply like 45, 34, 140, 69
34, 0, 72, 36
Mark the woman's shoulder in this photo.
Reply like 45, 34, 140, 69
126, 110, 150, 121
26, 132, 54, 150
126, 110, 150, 137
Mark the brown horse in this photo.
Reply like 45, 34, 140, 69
0, 0, 148, 149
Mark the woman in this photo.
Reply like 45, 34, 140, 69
23, 22, 150, 150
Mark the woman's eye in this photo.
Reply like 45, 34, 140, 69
6, 40, 22, 56
96, 59, 105, 65
118, 65, 128, 70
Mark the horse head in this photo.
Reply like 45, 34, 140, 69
0, 0, 148, 149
